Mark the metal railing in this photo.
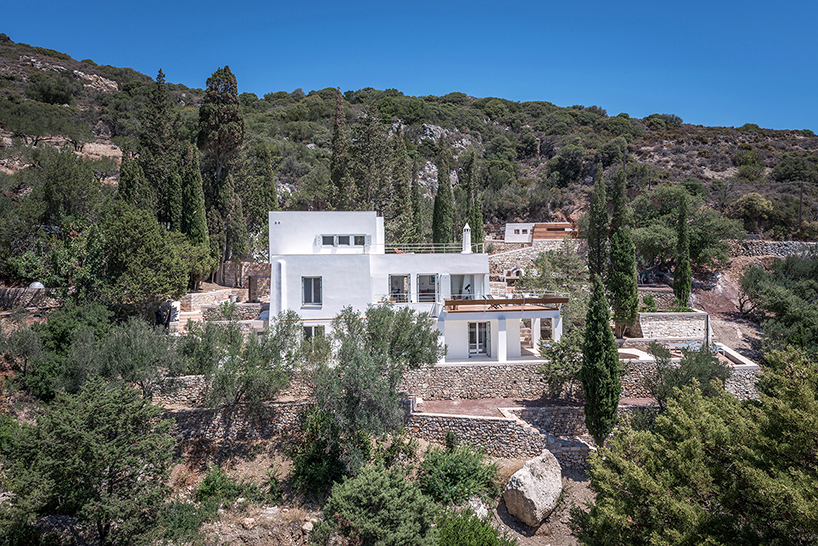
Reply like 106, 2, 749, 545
378, 242, 485, 254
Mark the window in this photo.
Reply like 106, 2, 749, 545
322, 235, 334, 246
418, 274, 437, 302
303, 325, 325, 340
302, 277, 322, 305
522, 229, 528, 234
320, 235, 368, 246
514, 229, 520, 234
337, 235, 350, 245
354, 235, 366, 246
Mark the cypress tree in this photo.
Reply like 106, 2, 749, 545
587, 164, 609, 280
181, 143, 209, 247
432, 150, 454, 246
581, 275, 621, 446
608, 170, 638, 337
385, 131, 416, 244
167, 170, 183, 233
330, 87, 352, 210
118, 151, 154, 213
460, 150, 485, 248
411, 159, 424, 243
197, 65, 244, 185
673, 193, 692, 306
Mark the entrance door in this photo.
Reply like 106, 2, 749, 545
468, 322, 491, 356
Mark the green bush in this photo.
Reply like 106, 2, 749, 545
419, 440, 499, 504
194, 465, 266, 508
640, 293, 658, 312
311, 465, 438, 546
289, 410, 347, 497
437, 509, 518, 546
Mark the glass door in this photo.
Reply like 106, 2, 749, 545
468, 322, 491, 356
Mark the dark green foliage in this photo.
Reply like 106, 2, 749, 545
24, 72, 81, 105
772, 154, 818, 184
580, 276, 621, 445
198, 65, 245, 182
739, 252, 818, 356
419, 442, 499, 504
385, 131, 416, 243
459, 149, 485, 246
289, 410, 347, 497
100, 201, 187, 307
437, 509, 518, 546
586, 165, 608, 280
538, 327, 584, 398
311, 465, 439, 546
313, 305, 444, 475
547, 144, 586, 187
607, 171, 638, 336
411, 160, 424, 242
432, 150, 455, 245
118, 151, 154, 212
194, 465, 270, 507
572, 347, 818, 546
32, 147, 103, 227
672, 194, 692, 305
643, 341, 731, 412
0, 377, 175, 546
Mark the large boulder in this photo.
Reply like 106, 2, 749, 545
503, 449, 562, 527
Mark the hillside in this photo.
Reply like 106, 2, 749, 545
1, 32, 817, 245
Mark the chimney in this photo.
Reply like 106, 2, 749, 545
462, 223, 472, 254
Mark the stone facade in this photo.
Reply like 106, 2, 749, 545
249, 275, 271, 303
220, 262, 273, 288
167, 402, 311, 441
637, 287, 677, 312
725, 364, 760, 400
154, 374, 314, 407
402, 363, 547, 400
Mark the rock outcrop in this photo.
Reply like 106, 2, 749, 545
503, 449, 562, 527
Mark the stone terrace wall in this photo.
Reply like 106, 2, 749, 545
0, 288, 60, 310
639, 312, 707, 339
167, 402, 311, 441
488, 241, 565, 274
725, 364, 760, 400
179, 289, 249, 312
155, 374, 314, 407
637, 287, 677, 312
201, 302, 268, 321
402, 363, 546, 400
729, 240, 817, 257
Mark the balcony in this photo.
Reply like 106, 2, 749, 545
443, 291, 569, 313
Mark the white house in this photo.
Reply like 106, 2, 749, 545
269, 211, 566, 363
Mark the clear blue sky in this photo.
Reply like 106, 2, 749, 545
6, 1, 817, 131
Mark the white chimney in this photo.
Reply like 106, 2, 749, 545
462, 223, 472, 254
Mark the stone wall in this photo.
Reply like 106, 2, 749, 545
488, 239, 585, 275
402, 363, 547, 400
0, 288, 60, 310
249, 275, 271, 302
179, 289, 249, 312
725, 364, 760, 400
637, 287, 677, 312
638, 312, 707, 339
729, 240, 818, 257
221, 262, 272, 288
167, 402, 311, 441
201, 302, 268, 321
154, 374, 314, 407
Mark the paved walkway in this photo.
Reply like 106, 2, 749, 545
417, 396, 655, 418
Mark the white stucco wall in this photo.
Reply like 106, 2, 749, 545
269, 211, 384, 256
504, 223, 535, 243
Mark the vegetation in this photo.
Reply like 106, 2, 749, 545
0, 377, 175, 546
672, 194, 692, 305
580, 276, 621, 446
311, 465, 439, 546
607, 171, 638, 336
419, 437, 499, 504
572, 347, 818, 546
437, 509, 518, 546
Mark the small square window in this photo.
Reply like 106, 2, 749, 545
304, 325, 325, 340
322, 235, 334, 246
514, 229, 520, 234
522, 229, 528, 234
303, 277, 322, 305
354, 235, 366, 246
337, 235, 350, 245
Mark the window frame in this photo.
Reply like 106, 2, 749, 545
302, 276, 322, 306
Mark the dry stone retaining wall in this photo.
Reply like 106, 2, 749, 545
167, 402, 311, 441
179, 289, 249, 312
402, 363, 546, 399
729, 240, 817, 257
201, 302, 268, 321
637, 287, 677, 312
0, 288, 59, 310
639, 312, 707, 339
221, 262, 272, 288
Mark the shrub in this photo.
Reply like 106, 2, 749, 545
289, 410, 346, 497
419, 440, 499, 504
643, 342, 731, 411
640, 293, 658, 312
538, 327, 583, 398
311, 465, 438, 546
437, 509, 518, 546
195, 465, 266, 508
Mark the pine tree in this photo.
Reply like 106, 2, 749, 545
607, 170, 638, 337
673, 193, 692, 306
587, 164, 609, 280
384, 131, 416, 244
581, 275, 621, 446
432, 150, 454, 246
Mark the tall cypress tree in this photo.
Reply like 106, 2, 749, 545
384, 131, 416, 244
181, 143, 209, 247
587, 164, 609, 280
432, 150, 454, 246
673, 193, 692, 306
581, 275, 621, 446
197, 65, 245, 185
118, 151, 154, 213
460, 150, 485, 248
608, 170, 638, 337
410, 159, 424, 243
167, 170, 183, 233
330, 87, 353, 210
